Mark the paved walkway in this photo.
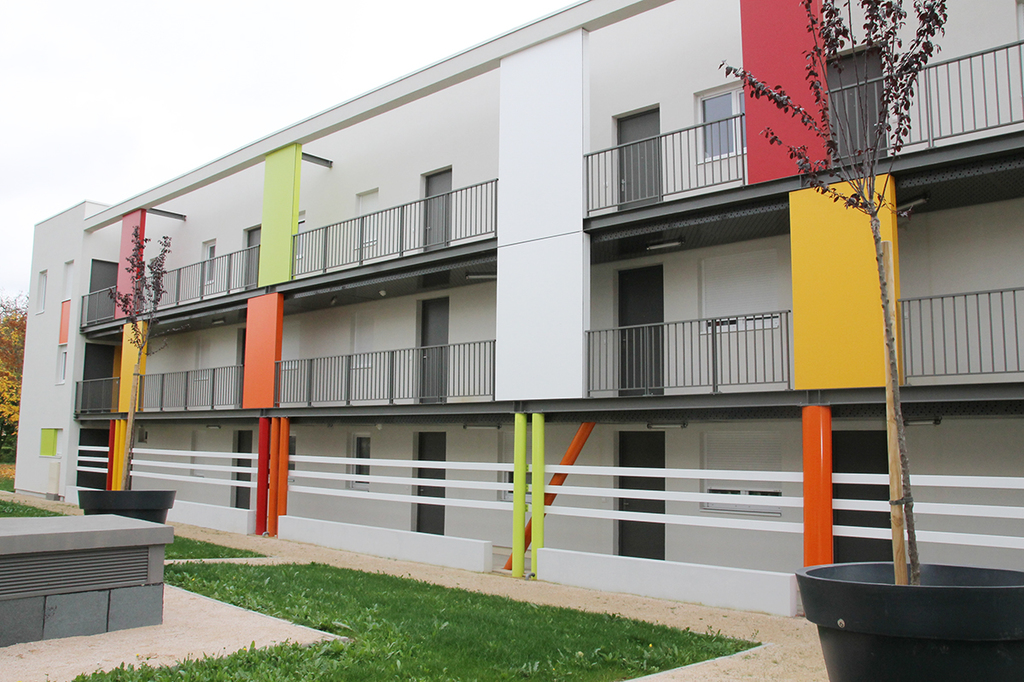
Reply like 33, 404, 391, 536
0, 492, 828, 681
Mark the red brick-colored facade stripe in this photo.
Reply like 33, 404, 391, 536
256, 417, 271, 535
802, 405, 834, 566
118, 210, 146, 299
58, 300, 70, 345
739, 0, 826, 185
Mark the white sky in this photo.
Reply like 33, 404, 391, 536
0, 0, 575, 298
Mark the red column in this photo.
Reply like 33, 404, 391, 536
803, 405, 833, 566
268, 418, 280, 537
117, 210, 147, 299
255, 417, 271, 535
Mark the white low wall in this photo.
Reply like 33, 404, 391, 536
166, 500, 256, 535
537, 548, 799, 617
278, 515, 493, 573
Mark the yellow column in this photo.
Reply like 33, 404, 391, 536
259, 144, 303, 287
117, 323, 147, 411
511, 413, 527, 578
530, 413, 545, 578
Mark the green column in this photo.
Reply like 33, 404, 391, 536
512, 413, 527, 578
259, 144, 302, 287
531, 413, 545, 578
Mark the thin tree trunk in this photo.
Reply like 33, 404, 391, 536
869, 211, 921, 585
121, 359, 141, 491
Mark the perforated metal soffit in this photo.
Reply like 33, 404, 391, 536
896, 152, 1024, 214
589, 199, 790, 264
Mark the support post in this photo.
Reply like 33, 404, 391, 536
268, 418, 280, 536
530, 413, 545, 578
511, 413, 527, 578
278, 417, 291, 519
256, 417, 271, 535
106, 421, 117, 491
802, 405, 833, 566
883, 241, 908, 585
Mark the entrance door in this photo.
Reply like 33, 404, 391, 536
618, 109, 661, 208
416, 432, 446, 535
233, 430, 253, 510
618, 266, 664, 396
617, 431, 665, 560
832, 431, 892, 562
420, 297, 449, 403
424, 170, 452, 249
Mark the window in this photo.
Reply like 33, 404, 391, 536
56, 345, 67, 384
701, 431, 782, 515
358, 189, 381, 255
62, 261, 74, 300
349, 435, 371, 490
202, 240, 217, 284
701, 90, 745, 158
36, 271, 47, 313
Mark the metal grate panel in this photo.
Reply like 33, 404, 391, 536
0, 547, 150, 600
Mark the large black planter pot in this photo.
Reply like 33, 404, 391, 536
78, 489, 176, 524
796, 562, 1024, 682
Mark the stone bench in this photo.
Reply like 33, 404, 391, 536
0, 515, 173, 646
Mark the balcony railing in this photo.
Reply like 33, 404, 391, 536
75, 376, 120, 414
585, 115, 746, 214
141, 365, 244, 411
159, 245, 260, 308
292, 179, 497, 278
81, 286, 117, 326
276, 340, 495, 406
901, 287, 1023, 380
587, 311, 791, 397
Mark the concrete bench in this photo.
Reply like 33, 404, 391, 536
0, 515, 173, 646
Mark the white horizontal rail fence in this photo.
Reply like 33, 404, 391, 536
541, 464, 804, 535
128, 447, 258, 508
287, 455, 515, 521
833, 473, 1024, 551
75, 445, 110, 489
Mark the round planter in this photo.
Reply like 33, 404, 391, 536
796, 562, 1024, 682
78, 489, 176, 524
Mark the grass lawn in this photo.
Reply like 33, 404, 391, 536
74, 562, 755, 681
0, 498, 62, 517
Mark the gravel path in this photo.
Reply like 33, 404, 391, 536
0, 492, 828, 681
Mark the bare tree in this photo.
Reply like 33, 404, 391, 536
112, 227, 171, 491
725, 0, 948, 585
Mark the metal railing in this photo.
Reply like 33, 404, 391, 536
585, 115, 746, 214
140, 365, 244, 411
293, 179, 498, 277
75, 377, 120, 414
160, 245, 260, 308
276, 340, 495, 406
901, 287, 1023, 379
81, 286, 117, 326
587, 311, 791, 397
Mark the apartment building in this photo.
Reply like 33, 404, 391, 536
16, 0, 1024, 616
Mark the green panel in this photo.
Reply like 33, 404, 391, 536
259, 144, 303, 287
39, 429, 58, 457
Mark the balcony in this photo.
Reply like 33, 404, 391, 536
75, 377, 120, 414
586, 115, 746, 214
900, 287, 1023, 383
140, 366, 244, 411
275, 340, 495, 407
292, 179, 497, 278
586, 311, 792, 397
80, 246, 260, 327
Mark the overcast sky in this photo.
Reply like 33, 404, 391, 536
0, 0, 575, 298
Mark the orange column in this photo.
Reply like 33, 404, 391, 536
803, 405, 833, 566
277, 417, 290, 519
268, 417, 280, 536
243, 293, 284, 409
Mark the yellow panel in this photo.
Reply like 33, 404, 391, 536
789, 177, 899, 390
118, 323, 148, 412
259, 144, 303, 287
39, 428, 58, 457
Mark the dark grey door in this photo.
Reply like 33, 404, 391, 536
618, 109, 661, 208
87, 260, 119, 323
76, 429, 110, 490
416, 432, 446, 535
233, 430, 253, 510
81, 344, 116, 412
618, 431, 665, 560
424, 170, 452, 248
833, 431, 892, 563
618, 266, 664, 396
420, 297, 449, 403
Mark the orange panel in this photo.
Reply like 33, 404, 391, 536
802, 405, 833, 566
278, 417, 290, 518
58, 300, 71, 344
242, 293, 284, 409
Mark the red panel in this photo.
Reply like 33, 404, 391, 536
58, 300, 71, 345
739, 0, 826, 184
802, 405, 833, 566
242, 293, 284, 409
117, 210, 147, 299
256, 417, 271, 535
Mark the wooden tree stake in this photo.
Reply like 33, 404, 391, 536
883, 241, 908, 585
